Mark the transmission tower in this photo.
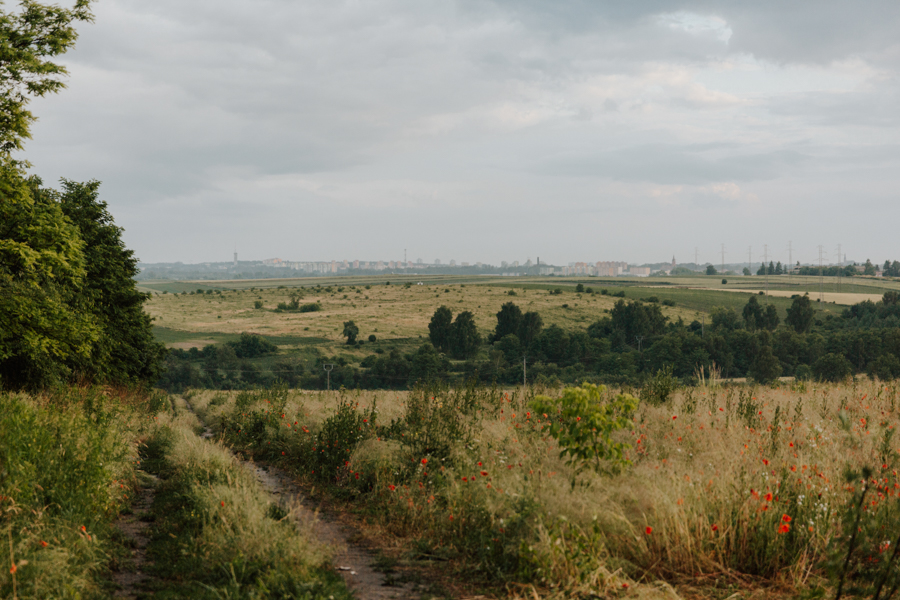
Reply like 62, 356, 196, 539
748, 246, 752, 277
695, 247, 699, 269
721, 243, 726, 275
836, 243, 842, 293
763, 244, 769, 301
787, 241, 793, 285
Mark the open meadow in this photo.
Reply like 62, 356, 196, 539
143, 274, 875, 372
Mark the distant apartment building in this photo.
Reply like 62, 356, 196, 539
629, 267, 651, 277
595, 261, 628, 277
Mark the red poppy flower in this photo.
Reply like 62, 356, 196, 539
765, 493, 773, 502
481, 471, 488, 477
778, 523, 790, 534
388, 484, 396, 491
421, 458, 428, 465
781, 514, 792, 523
645, 526, 653, 534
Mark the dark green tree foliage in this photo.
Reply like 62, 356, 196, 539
0, 164, 95, 387
813, 353, 853, 382
518, 311, 543, 347
449, 311, 481, 359
609, 299, 667, 344
226, 332, 276, 358
706, 264, 717, 275
342, 320, 359, 344
749, 332, 782, 383
492, 301, 522, 343
428, 305, 453, 352
786, 294, 815, 333
408, 343, 444, 385
742, 296, 763, 330
56, 180, 166, 383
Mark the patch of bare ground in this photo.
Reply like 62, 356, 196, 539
111, 471, 159, 599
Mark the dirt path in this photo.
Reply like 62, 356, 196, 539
187, 402, 419, 600
111, 472, 159, 599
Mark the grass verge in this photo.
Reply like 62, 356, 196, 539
141, 397, 350, 599
0, 386, 165, 599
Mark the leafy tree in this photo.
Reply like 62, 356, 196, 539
743, 267, 751, 276
710, 307, 740, 331
449, 311, 481, 359
575, 283, 584, 293
0, 166, 96, 388
492, 301, 522, 343
428, 305, 453, 352
775, 261, 783, 275
497, 334, 522, 364
761, 303, 779, 331
0, 0, 95, 153
56, 179, 166, 383
864, 259, 876, 276
742, 296, 764, 330
272, 359, 304, 387
748, 333, 782, 384
408, 343, 445, 385
868, 354, 900, 381
813, 353, 852, 382
705, 264, 717, 275
518, 311, 543, 348
609, 299, 667, 343
786, 294, 815, 333
342, 320, 359, 344
757, 264, 767, 276
227, 332, 276, 358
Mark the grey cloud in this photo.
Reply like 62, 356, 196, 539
18, 0, 900, 264
539, 145, 807, 185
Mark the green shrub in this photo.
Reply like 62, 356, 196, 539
299, 302, 322, 313
813, 353, 853, 382
640, 366, 679, 405
530, 383, 637, 480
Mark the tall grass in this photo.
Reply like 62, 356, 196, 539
0, 386, 160, 599
143, 397, 350, 599
188, 379, 900, 596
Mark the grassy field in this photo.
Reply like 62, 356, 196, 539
145, 275, 868, 359
184, 377, 900, 599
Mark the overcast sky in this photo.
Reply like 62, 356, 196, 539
22, 0, 900, 267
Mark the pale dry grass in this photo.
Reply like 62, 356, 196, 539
186, 379, 900, 597
145, 283, 695, 349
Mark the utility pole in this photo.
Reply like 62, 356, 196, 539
721, 243, 726, 275
748, 246, 752, 277
763, 244, 769, 301
818, 245, 825, 301
324, 364, 334, 391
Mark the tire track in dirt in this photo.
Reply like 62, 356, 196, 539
112, 472, 159, 599
184, 400, 419, 600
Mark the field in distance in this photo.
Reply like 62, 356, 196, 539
144, 274, 883, 355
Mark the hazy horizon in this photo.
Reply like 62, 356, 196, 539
21, 1, 900, 267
